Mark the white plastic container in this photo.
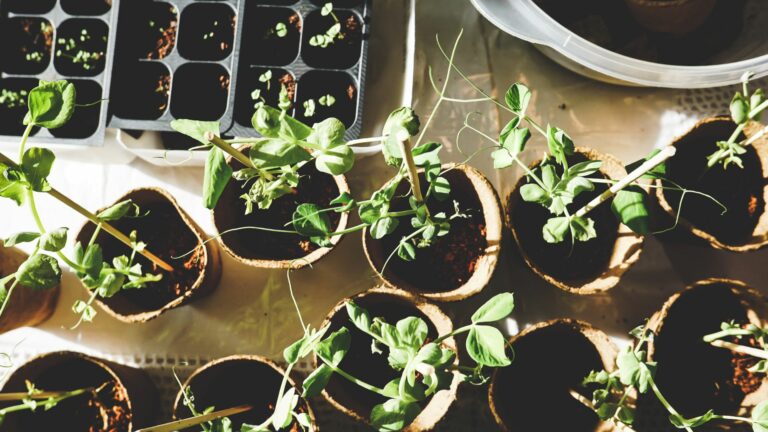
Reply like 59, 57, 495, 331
471, 0, 768, 88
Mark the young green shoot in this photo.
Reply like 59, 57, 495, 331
309, 3, 342, 48
704, 322, 768, 369
0, 380, 106, 425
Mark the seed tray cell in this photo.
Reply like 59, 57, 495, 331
108, 0, 245, 134
0, 0, 118, 146
227, 0, 370, 140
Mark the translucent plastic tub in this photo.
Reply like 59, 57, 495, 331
471, 0, 768, 88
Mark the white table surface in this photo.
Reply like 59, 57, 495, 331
0, 0, 766, 371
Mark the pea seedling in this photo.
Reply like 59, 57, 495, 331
56, 29, 106, 72
309, 3, 343, 48
0, 380, 107, 426
708, 73, 768, 169
704, 322, 768, 371
0, 80, 169, 328
583, 326, 768, 432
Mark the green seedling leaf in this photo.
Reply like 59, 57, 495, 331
752, 400, 768, 432
170, 119, 220, 144
370, 399, 421, 432
626, 149, 667, 180
331, 191, 356, 212
72, 300, 96, 323
97, 200, 142, 221
505, 82, 532, 115
302, 364, 333, 398
731, 93, 749, 124
669, 410, 715, 429
292, 203, 332, 244
40, 227, 67, 252
0, 164, 27, 206
316, 144, 354, 176
546, 125, 574, 165
249, 138, 312, 168
21, 147, 54, 192
567, 160, 601, 177
471, 293, 515, 324
303, 328, 350, 397
397, 241, 416, 261
272, 387, 299, 430
309, 118, 346, 149
80, 243, 104, 280
616, 347, 654, 394
612, 186, 650, 235
4, 232, 40, 247
382, 107, 420, 165
346, 300, 372, 333
542, 216, 569, 243
370, 217, 399, 240
466, 325, 511, 367
396, 316, 428, 349
24, 80, 76, 129
252, 105, 312, 139
16, 254, 61, 290
321, 2, 333, 16
203, 147, 233, 209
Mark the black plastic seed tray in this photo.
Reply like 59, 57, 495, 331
0, 0, 119, 146
108, 0, 371, 141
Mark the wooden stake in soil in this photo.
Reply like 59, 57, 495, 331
709, 340, 768, 360
135, 405, 253, 432
575, 146, 677, 218
0, 390, 90, 402
0, 152, 174, 272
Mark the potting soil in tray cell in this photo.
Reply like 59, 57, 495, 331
240, 6, 300, 66
49, 79, 104, 138
115, 1, 178, 60
1, 17, 54, 75
234, 67, 296, 127
0, 78, 40, 136
60, 0, 112, 16
294, 70, 358, 128
300, 7, 363, 69
170, 63, 231, 121
177, 2, 236, 61
112, 62, 171, 120
54, 18, 109, 77
1, 0, 57, 14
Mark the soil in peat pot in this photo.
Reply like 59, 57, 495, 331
661, 119, 765, 246
1, 17, 53, 75
0, 358, 130, 432
215, 163, 341, 261
242, 6, 300, 66
235, 68, 296, 128
295, 70, 357, 128
533, 0, 745, 65
323, 293, 438, 418
178, 2, 236, 61
511, 154, 619, 285
651, 283, 762, 417
373, 169, 487, 293
301, 9, 363, 69
175, 359, 308, 432
492, 322, 604, 431
79, 199, 205, 313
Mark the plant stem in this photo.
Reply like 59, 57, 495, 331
646, 372, 693, 432
0, 386, 93, 416
574, 146, 676, 219
0, 279, 20, 321
398, 137, 428, 217
316, 353, 389, 397
329, 223, 368, 237
703, 328, 754, 343
17, 124, 33, 161
709, 340, 768, 360
26, 189, 87, 273
205, 132, 255, 169
434, 324, 473, 345
347, 136, 388, 146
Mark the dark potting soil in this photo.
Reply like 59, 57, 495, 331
295, 70, 357, 128
533, 0, 745, 66
242, 6, 301, 66
175, 359, 307, 432
310, 0, 362, 7
0, 78, 39, 136
370, 169, 487, 293
61, 0, 112, 16
216, 162, 341, 261
511, 154, 619, 285
146, 7, 177, 60
2, 0, 56, 14
178, 2, 236, 61
652, 282, 761, 417
87, 200, 205, 312
0, 358, 131, 432
170, 63, 230, 121
492, 321, 603, 431
235, 68, 296, 128
323, 293, 439, 418
49, 79, 102, 139
54, 18, 108, 77
114, 1, 177, 60
661, 119, 765, 246
1, 17, 53, 75
112, 62, 171, 120
301, 9, 363, 69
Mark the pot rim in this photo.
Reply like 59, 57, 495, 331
362, 163, 503, 302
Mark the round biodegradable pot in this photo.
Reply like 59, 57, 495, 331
212, 145, 350, 269
75, 187, 222, 323
644, 278, 768, 419
173, 355, 317, 431
0, 244, 59, 333
655, 117, 768, 251
508, 148, 644, 294
314, 286, 460, 431
624, 0, 717, 35
0, 351, 158, 431
489, 319, 618, 432
363, 163, 503, 302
